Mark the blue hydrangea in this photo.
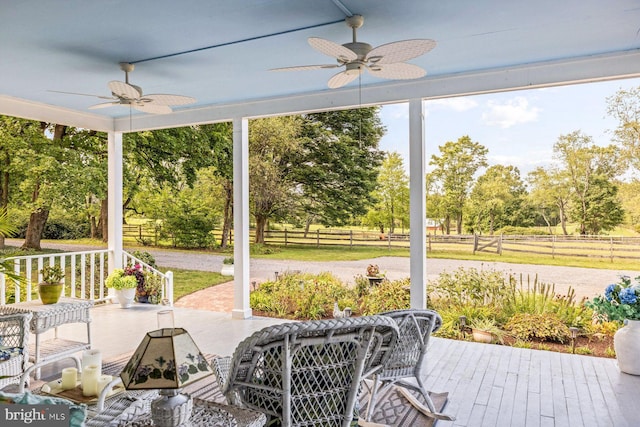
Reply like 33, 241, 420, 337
619, 288, 638, 305
604, 284, 617, 301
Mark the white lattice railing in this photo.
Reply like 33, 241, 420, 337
0, 250, 173, 306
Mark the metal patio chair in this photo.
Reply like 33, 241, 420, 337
0, 312, 32, 390
212, 316, 399, 427
363, 309, 455, 422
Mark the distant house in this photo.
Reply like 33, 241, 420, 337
426, 218, 442, 233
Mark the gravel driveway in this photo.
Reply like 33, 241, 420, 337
9, 240, 639, 300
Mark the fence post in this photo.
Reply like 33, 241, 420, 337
284, 229, 288, 247
610, 237, 614, 263
317, 229, 320, 248
427, 233, 431, 252
350, 230, 353, 248
552, 235, 555, 259
498, 234, 503, 255
473, 234, 478, 254
388, 232, 391, 249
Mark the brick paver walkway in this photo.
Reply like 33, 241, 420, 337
174, 280, 235, 311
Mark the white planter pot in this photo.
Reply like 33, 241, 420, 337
220, 264, 234, 277
472, 329, 493, 343
614, 319, 640, 375
115, 288, 136, 308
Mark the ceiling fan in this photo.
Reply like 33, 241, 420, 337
271, 15, 436, 89
51, 62, 196, 114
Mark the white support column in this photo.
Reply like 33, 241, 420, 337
409, 99, 427, 309
107, 132, 124, 282
232, 117, 252, 319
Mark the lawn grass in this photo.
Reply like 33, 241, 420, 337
252, 245, 409, 261
426, 249, 640, 271
165, 267, 229, 301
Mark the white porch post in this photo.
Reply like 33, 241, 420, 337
409, 99, 427, 309
107, 131, 124, 287
232, 117, 252, 319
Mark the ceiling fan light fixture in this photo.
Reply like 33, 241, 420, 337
345, 62, 364, 76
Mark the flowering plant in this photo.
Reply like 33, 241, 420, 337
366, 264, 381, 277
105, 268, 138, 290
586, 275, 640, 322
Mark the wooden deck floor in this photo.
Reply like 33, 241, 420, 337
12, 303, 640, 426
425, 337, 640, 427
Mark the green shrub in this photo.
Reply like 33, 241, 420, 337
359, 278, 410, 315
427, 266, 512, 308
430, 304, 498, 340
131, 250, 157, 268
505, 313, 570, 343
250, 272, 355, 320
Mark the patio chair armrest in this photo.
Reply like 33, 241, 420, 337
211, 355, 239, 404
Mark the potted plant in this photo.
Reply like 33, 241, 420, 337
38, 265, 64, 304
586, 275, 640, 375
366, 264, 384, 286
106, 268, 138, 308
469, 318, 503, 344
142, 272, 163, 304
124, 264, 147, 303
221, 257, 234, 277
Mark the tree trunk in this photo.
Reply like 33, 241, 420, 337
100, 198, 108, 243
456, 213, 463, 235
255, 215, 266, 244
444, 216, 451, 235
89, 215, 98, 239
221, 181, 233, 248
541, 211, 553, 234
22, 208, 49, 250
303, 216, 314, 238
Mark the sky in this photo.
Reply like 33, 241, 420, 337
378, 77, 640, 177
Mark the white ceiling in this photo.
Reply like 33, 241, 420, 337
1, 0, 640, 132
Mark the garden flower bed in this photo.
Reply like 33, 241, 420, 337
250, 267, 620, 358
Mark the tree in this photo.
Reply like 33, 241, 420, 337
364, 152, 409, 233
580, 176, 624, 234
466, 165, 525, 234
249, 116, 303, 243
553, 131, 624, 234
295, 108, 385, 232
527, 167, 571, 234
197, 123, 233, 248
429, 136, 488, 234
606, 86, 640, 171
618, 180, 640, 231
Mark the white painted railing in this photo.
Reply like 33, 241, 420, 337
0, 250, 173, 306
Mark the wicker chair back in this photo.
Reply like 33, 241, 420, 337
221, 316, 398, 427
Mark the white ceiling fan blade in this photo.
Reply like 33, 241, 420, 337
368, 63, 427, 80
367, 39, 436, 64
270, 64, 340, 72
88, 101, 120, 110
308, 37, 358, 62
48, 90, 116, 100
143, 94, 196, 106
132, 103, 172, 114
327, 70, 359, 89
108, 81, 142, 99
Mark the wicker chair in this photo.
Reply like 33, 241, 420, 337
363, 309, 455, 422
0, 312, 32, 390
212, 316, 399, 427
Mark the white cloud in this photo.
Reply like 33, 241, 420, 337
482, 96, 540, 128
426, 97, 478, 112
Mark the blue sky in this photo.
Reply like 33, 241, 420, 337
379, 77, 640, 177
